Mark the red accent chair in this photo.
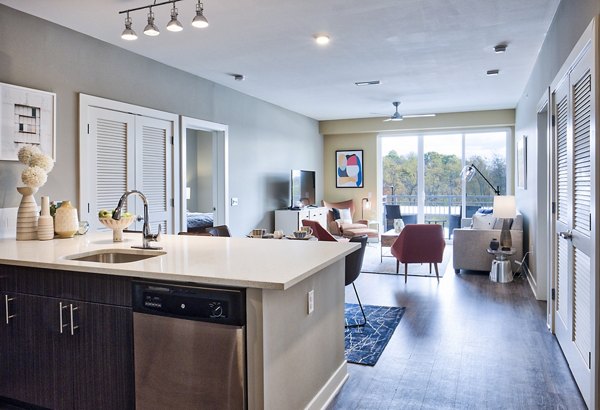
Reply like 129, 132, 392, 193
390, 224, 445, 283
301, 219, 339, 241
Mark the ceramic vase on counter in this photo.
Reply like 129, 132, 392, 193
16, 186, 38, 241
37, 196, 54, 241
54, 200, 79, 238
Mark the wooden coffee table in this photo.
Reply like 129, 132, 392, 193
380, 229, 400, 262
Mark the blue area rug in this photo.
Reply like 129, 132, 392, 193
344, 303, 406, 366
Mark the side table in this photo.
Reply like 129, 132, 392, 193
487, 248, 515, 283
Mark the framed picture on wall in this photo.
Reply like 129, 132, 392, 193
0, 82, 56, 161
517, 135, 527, 189
335, 149, 364, 188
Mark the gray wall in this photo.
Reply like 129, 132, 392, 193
0, 5, 323, 236
515, 0, 600, 299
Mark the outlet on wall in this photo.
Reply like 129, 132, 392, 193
307, 289, 314, 315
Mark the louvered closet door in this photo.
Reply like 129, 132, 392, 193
87, 107, 135, 231
552, 45, 593, 405
134, 116, 173, 234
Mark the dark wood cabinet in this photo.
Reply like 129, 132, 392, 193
0, 266, 134, 410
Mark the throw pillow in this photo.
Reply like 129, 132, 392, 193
471, 213, 495, 229
339, 208, 353, 224
331, 208, 341, 220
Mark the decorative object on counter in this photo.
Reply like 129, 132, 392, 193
273, 230, 284, 239
100, 215, 135, 242
54, 201, 79, 238
251, 228, 266, 238
489, 238, 500, 251
15, 145, 55, 240
299, 226, 313, 236
16, 187, 39, 240
37, 195, 54, 240
77, 221, 90, 235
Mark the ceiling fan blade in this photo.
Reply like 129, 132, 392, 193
402, 113, 436, 118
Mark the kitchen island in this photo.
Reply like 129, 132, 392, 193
0, 232, 358, 410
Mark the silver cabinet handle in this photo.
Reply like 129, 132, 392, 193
59, 302, 69, 334
69, 304, 79, 336
5, 295, 15, 324
559, 230, 573, 240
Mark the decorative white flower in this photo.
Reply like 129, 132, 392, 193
21, 166, 48, 188
17, 145, 41, 165
29, 152, 54, 173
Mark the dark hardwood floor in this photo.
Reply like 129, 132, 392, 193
330, 246, 586, 410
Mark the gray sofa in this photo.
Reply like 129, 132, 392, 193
452, 213, 523, 273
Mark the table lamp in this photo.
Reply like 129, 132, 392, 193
492, 195, 516, 250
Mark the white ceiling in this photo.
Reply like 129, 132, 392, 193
0, 0, 560, 121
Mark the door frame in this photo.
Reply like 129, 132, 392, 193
547, 16, 597, 409
178, 117, 229, 233
78, 94, 178, 232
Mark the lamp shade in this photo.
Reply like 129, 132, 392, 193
492, 195, 516, 219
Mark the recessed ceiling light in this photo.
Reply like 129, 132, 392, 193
355, 80, 381, 86
314, 34, 330, 45
494, 44, 507, 53
487, 69, 500, 76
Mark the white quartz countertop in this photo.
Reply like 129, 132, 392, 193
0, 232, 359, 290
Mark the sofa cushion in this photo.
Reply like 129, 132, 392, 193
339, 208, 353, 224
472, 213, 495, 229
331, 208, 341, 220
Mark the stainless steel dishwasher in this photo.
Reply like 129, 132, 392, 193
132, 281, 246, 410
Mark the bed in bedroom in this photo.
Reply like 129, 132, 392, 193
186, 211, 214, 234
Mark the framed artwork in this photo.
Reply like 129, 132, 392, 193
336, 149, 364, 188
0, 82, 56, 161
517, 135, 527, 189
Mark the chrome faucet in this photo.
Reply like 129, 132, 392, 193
113, 190, 161, 249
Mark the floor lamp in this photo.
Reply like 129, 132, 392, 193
461, 164, 500, 195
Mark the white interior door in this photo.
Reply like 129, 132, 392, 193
551, 41, 593, 407
83, 107, 135, 231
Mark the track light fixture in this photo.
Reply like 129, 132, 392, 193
192, 1, 209, 28
121, 12, 138, 40
119, 0, 209, 40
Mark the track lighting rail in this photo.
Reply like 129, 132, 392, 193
119, 0, 183, 15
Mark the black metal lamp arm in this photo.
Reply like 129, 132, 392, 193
469, 164, 500, 195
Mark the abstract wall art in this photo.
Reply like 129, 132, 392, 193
336, 149, 364, 188
0, 82, 56, 161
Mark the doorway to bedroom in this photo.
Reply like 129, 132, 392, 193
180, 117, 229, 234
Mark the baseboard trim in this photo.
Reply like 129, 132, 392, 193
304, 360, 348, 410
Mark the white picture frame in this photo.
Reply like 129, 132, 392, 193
517, 135, 527, 189
0, 82, 56, 161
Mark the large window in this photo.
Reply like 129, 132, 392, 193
381, 130, 508, 238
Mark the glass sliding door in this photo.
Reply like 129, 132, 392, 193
381, 129, 508, 240
381, 136, 418, 230
464, 132, 507, 217
423, 134, 462, 238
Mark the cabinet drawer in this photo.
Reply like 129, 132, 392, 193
13, 267, 131, 307
0, 265, 19, 292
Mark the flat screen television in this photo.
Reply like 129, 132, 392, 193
290, 170, 316, 209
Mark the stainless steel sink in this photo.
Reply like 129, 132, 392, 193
66, 249, 166, 264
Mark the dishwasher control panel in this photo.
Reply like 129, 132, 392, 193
132, 282, 245, 326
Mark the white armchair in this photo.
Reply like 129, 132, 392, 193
452, 213, 523, 273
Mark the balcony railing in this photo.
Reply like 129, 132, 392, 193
382, 194, 494, 237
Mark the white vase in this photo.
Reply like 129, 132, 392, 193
393, 218, 405, 233
16, 186, 38, 241
55, 200, 79, 238
38, 196, 54, 241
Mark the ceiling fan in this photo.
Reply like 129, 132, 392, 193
383, 101, 436, 122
